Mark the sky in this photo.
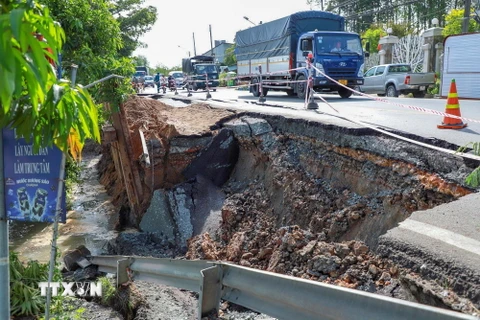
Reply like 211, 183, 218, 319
133, 0, 316, 68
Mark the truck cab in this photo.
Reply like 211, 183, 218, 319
182, 55, 220, 91
298, 31, 365, 98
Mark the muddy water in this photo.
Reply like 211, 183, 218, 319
9, 154, 118, 263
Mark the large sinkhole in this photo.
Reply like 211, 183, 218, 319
99, 96, 478, 313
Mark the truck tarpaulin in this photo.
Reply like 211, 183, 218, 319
235, 11, 345, 61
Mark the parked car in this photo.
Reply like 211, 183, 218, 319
168, 71, 185, 89
144, 75, 155, 88
360, 64, 436, 98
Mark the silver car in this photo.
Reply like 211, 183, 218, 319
144, 75, 155, 88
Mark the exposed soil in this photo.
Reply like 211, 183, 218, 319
96, 96, 479, 318
124, 96, 234, 137
99, 96, 236, 217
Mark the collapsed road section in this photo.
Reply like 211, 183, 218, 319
98, 95, 479, 315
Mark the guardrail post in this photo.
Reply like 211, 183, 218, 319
198, 264, 223, 319
117, 258, 132, 286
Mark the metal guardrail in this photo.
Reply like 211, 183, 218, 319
91, 255, 478, 320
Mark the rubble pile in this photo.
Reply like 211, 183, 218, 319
186, 183, 400, 293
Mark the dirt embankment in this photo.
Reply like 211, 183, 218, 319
98, 96, 478, 315
98, 96, 235, 226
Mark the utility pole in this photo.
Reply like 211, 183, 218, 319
462, 0, 472, 33
193, 33, 197, 56
209, 25, 214, 57
0, 129, 10, 320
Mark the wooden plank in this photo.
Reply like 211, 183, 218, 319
109, 103, 144, 225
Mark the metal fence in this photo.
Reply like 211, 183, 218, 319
91, 255, 478, 320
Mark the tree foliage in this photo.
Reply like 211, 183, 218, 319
223, 44, 237, 66
308, 0, 467, 33
0, 0, 100, 152
151, 64, 181, 75
133, 55, 149, 68
40, 0, 139, 116
39, 0, 124, 85
443, 8, 479, 36
110, 0, 157, 57
362, 25, 384, 53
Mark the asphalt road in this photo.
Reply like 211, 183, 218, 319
151, 86, 480, 149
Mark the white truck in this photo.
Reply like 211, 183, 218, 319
361, 64, 436, 98
441, 33, 480, 99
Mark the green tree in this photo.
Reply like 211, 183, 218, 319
389, 23, 415, 38
110, 0, 157, 57
133, 55, 149, 68
0, 0, 100, 152
151, 64, 181, 75
307, 0, 458, 33
443, 8, 479, 36
40, 0, 124, 86
362, 25, 384, 53
223, 44, 237, 66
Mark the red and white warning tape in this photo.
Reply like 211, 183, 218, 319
311, 65, 480, 125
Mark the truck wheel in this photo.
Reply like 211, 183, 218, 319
338, 87, 353, 98
386, 84, 398, 97
296, 75, 307, 99
251, 78, 268, 97
413, 91, 425, 98
251, 78, 260, 97
262, 88, 269, 97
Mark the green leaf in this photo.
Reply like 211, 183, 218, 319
9, 9, 25, 41
466, 166, 480, 188
0, 66, 13, 110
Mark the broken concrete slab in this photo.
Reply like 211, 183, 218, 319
169, 183, 194, 247
223, 118, 251, 138
242, 117, 273, 136
190, 175, 225, 237
63, 245, 92, 271
140, 190, 176, 241
183, 128, 239, 187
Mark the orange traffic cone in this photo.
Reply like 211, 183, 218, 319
437, 79, 467, 129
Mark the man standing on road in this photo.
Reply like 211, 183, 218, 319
154, 72, 161, 93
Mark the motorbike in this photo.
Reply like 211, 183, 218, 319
168, 78, 176, 91
132, 80, 143, 94
161, 80, 167, 94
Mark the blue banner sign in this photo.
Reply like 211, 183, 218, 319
3, 128, 66, 223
